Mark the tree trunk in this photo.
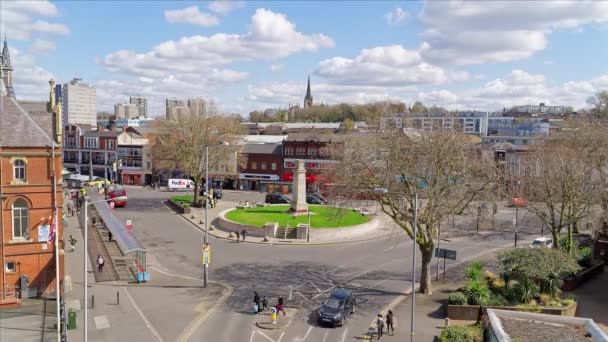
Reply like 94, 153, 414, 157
193, 180, 200, 203
418, 244, 434, 295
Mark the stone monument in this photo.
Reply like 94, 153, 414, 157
290, 159, 309, 215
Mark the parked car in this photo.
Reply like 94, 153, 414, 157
265, 193, 291, 204
317, 290, 356, 327
530, 237, 553, 248
510, 197, 528, 207
306, 193, 328, 205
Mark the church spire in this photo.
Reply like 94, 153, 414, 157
1, 36, 15, 98
2, 35, 12, 70
304, 75, 313, 108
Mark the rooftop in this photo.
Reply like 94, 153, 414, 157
285, 133, 345, 143
242, 143, 282, 155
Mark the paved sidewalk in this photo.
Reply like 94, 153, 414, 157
568, 264, 608, 333
364, 253, 500, 341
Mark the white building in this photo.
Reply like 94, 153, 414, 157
62, 78, 96, 126
129, 96, 148, 117
114, 103, 139, 119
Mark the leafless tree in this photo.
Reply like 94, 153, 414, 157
328, 129, 498, 294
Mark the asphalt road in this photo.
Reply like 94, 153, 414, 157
112, 187, 537, 342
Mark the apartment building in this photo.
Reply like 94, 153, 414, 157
62, 78, 96, 126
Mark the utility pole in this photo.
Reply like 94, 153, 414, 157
410, 192, 418, 342
203, 146, 209, 288
514, 205, 519, 247
435, 222, 441, 281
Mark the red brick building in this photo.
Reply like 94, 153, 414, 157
238, 143, 283, 192
1, 87, 64, 301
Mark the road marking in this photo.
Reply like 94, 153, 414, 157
293, 326, 312, 342
383, 243, 400, 252
257, 330, 277, 342
322, 331, 329, 342
311, 283, 322, 293
250, 330, 256, 342
340, 328, 348, 342
296, 291, 308, 300
123, 286, 164, 342
370, 279, 388, 288
94, 315, 110, 330
311, 286, 334, 300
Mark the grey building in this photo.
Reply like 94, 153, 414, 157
187, 98, 206, 117
165, 98, 185, 119
114, 103, 139, 119
129, 96, 148, 118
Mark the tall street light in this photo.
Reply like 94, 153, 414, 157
203, 142, 229, 288
374, 188, 418, 342
82, 195, 111, 342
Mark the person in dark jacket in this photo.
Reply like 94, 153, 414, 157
241, 229, 247, 241
254, 291, 261, 313
386, 310, 394, 335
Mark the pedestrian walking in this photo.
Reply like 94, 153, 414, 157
235, 231, 240, 242
241, 229, 247, 241
262, 296, 268, 311
254, 291, 261, 313
108, 231, 113, 242
97, 255, 105, 273
386, 310, 394, 335
376, 314, 385, 339
69, 235, 77, 252
276, 296, 286, 316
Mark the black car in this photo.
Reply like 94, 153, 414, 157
265, 193, 291, 204
199, 188, 223, 199
317, 290, 356, 327
306, 194, 328, 205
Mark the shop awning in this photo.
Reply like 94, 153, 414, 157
282, 173, 318, 182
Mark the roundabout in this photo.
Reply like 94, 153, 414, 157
223, 205, 371, 228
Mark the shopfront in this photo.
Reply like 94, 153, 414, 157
238, 173, 280, 191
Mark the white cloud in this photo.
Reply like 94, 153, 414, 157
164, 6, 219, 27
418, 1, 608, 65
8, 47, 55, 100
208, 0, 245, 15
385, 7, 409, 25
315, 45, 468, 86
270, 63, 284, 72
0, 0, 69, 40
29, 39, 55, 54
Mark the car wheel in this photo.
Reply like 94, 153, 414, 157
338, 317, 344, 327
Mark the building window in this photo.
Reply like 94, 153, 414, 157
13, 159, 26, 181
84, 137, 98, 149
271, 162, 277, 171
251, 162, 257, 170
296, 147, 305, 156
12, 199, 29, 239
5, 261, 16, 273
261, 162, 267, 170
308, 148, 317, 157
108, 140, 115, 150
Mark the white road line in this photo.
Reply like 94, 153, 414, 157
278, 331, 285, 342
123, 286, 164, 342
310, 283, 322, 293
370, 279, 388, 288
250, 330, 256, 342
257, 330, 277, 342
296, 291, 308, 300
340, 328, 348, 342
383, 243, 400, 252
151, 266, 201, 281
293, 326, 312, 342
322, 331, 329, 342
311, 286, 334, 300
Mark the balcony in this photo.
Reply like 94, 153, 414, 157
92, 159, 106, 165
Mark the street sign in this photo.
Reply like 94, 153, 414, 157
126, 220, 132, 230
110, 201, 115, 209
202, 243, 211, 265
435, 248, 457, 260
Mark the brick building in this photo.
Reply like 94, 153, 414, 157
282, 133, 343, 192
1, 85, 64, 301
238, 143, 283, 192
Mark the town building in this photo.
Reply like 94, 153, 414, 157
238, 144, 283, 192
165, 98, 185, 120
303, 76, 313, 108
282, 133, 343, 193
129, 96, 148, 118
1, 76, 64, 302
63, 126, 152, 184
97, 117, 155, 128
62, 78, 97, 126
114, 103, 139, 119
513, 102, 571, 116
380, 112, 489, 135
187, 98, 206, 117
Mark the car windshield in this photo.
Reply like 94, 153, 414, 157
532, 240, 543, 245
324, 298, 343, 309
112, 190, 126, 196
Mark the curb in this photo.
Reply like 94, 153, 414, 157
179, 214, 397, 246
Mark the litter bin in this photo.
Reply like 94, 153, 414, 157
68, 310, 77, 330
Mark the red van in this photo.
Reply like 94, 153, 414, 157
109, 188, 128, 207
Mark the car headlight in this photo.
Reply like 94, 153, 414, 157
333, 313, 342, 319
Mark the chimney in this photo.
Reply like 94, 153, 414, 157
122, 126, 127, 133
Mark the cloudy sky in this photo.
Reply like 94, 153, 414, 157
1, 0, 607, 116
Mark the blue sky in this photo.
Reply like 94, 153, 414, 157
2, 0, 607, 116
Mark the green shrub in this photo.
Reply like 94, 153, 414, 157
182, 203, 191, 208
577, 247, 593, 268
439, 326, 475, 342
486, 293, 508, 306
465, 260, 485, 281
539, 293, 552, 306
484, 270, 498, 283
465, 280, 490, 305
540, 273, 562, 298
513, 277, 539, 304
561, 297, 576, 306
448, 292, 467, 305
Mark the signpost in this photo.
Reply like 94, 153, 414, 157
110, 201, 115, 209
126, 219, 132, 231
434, 248, 457, 280
202, 243, 211, 265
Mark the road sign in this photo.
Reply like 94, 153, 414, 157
435, 248, 457, 260
126, 220, 132, 230
110, 201, 115, 209
202, 243, 211, 265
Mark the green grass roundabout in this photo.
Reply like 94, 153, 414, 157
224, 205, 371, 229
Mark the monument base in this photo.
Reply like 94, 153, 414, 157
288, 208, 309, 216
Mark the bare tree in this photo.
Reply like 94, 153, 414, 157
586, 90, 608, 118
329, 129, 497, 294
523, 138, 597, 253
154, 110, 242, 203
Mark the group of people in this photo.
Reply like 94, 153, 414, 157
253, 291, 286, 316
66, 187, 87, 217
234, 229, 248, 242
375, 310, 395, 339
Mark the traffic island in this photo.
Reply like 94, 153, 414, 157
255, 308, 297, 330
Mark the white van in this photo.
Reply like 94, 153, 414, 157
168, 179, 194, 191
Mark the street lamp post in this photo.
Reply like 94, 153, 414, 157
374, 188, 418, 342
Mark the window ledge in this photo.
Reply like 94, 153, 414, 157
8, 239, 34, 244
10, 180, 28, 185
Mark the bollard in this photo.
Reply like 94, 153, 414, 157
445, 317, 449, 327
288, 285, 293, 301
91, 295, 95, 309
117, 291, 120, 305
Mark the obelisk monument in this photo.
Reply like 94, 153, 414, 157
290, 160, 308, 215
